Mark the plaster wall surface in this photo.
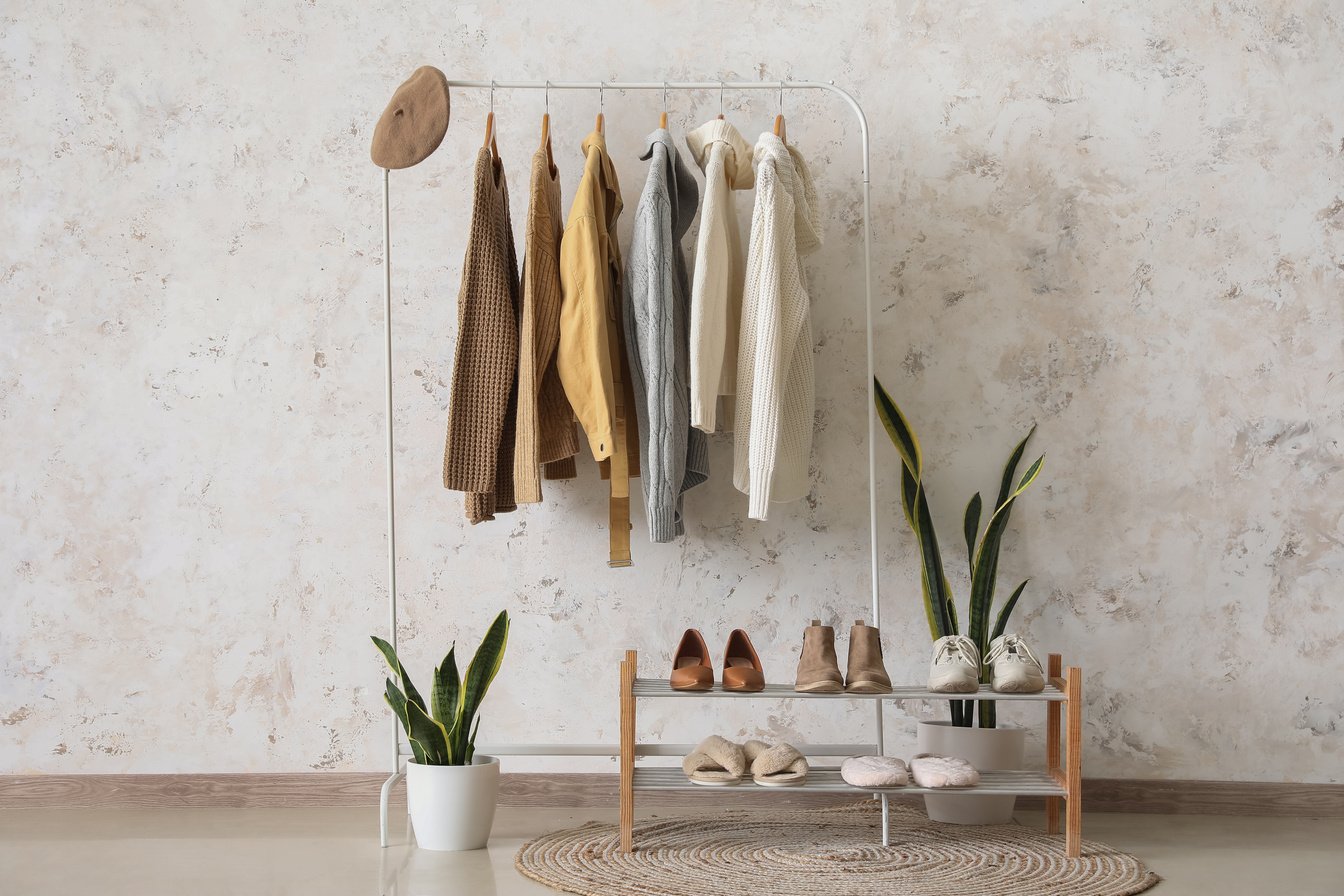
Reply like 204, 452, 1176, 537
2, 0, 1340, 781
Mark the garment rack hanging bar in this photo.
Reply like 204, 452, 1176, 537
440, 81, 870, 183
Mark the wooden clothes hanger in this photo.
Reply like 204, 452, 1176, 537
595, 82, 605, 135
773, 83, 787, 141
540, 81, 555, 172
483, 81, 499, 158
659, 82, 668, 129
483, 111, 498, 155
717, 81, 724, 120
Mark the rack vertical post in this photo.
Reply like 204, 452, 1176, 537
1065, 665, 1083, 858
619, 650, 637, 852
1045, 652, 1062, 835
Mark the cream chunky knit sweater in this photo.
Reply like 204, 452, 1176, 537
732, 134, 822, 520
684, 120, 754, 433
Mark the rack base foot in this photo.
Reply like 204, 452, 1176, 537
379, 770, 404, 848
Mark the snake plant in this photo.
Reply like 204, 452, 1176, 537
874, 378, 1044, 728
371, 610, 509, 765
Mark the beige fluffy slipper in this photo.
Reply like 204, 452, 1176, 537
840, 755, 909, 788
745, 740, 809, 787
682, 736, 747, 786
909, 753, 980, 788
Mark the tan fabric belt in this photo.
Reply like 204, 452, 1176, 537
608, 498, 632, 567
607, 370, 632, 567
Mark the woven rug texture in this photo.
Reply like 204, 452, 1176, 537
515, 802, 1160, 896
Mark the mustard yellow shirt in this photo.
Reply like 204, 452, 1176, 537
558, 131, 625, 461
558, 130, 641, 566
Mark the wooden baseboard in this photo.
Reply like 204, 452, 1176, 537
2, 773, 1341, 816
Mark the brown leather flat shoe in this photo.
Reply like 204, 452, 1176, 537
670, 629, 714, 691
722, 629, 765, 692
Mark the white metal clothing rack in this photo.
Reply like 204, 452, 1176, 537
377, 79, 882, 847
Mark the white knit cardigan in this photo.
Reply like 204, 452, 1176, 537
732, 133, 822, 520
684, 120, 755, 433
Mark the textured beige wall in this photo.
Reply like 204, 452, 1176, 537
2, 1, 1340, 782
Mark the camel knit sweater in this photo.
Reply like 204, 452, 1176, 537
513, 148, 579, 503
732, 134, 822, 520
623, 129, 708, 542
443, 149, 520, 523
684, 119, 755, 433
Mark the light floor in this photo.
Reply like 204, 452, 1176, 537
2, 805, 1342, 895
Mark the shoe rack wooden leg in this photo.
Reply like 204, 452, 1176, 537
1045, 653, 1062, 836
619, 649, 637, 854
1065, 665, 1083, 859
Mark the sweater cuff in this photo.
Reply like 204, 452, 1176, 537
647, 499, 683, 543
748, 466, 774, 521
689, 395, 716, 433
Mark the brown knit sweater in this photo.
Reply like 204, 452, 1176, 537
443, 149, 520, 523
513, 148, 579, 503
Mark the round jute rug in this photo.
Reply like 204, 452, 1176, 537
515, 802, 1159, 896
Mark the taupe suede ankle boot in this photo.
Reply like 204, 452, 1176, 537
794, 620, 843, 693
845, 620, 892, 693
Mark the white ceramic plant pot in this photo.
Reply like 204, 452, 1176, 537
406, 755, 500, 851
917, 720, 1026, 825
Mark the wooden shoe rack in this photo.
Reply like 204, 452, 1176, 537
618, 649, 1084, 857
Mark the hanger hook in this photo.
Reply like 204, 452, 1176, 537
600, 81, 605, 111
663, 81, 668, 109
719, 80, 725, 115
545, 79, 550, 115
779, 80, 784, 114
490, 80, 495, 114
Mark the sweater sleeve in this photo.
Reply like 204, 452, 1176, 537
734, 169, 794, 521
631, 200, 682, 542
751, 186, 807, 520
557, 211, 617, 461
689, 147, 731, 432
514, 251, 542, 504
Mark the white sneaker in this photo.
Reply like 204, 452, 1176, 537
927, 635, 981, 693
986, 633, 1045, 693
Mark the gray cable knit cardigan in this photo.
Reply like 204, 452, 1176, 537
623, 129, 708, 541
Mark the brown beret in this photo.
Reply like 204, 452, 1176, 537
370, 66, 451, 169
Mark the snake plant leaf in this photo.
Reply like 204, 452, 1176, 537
455, 611, 510, 761
996, 425, 1036, 512
905, 468, 953, 639
1015, 454, 1044, 494
464, 715, 482, 765
968, 454, 1046, 663
370, 636, 426, 713
405, 694, 452, 765
992, 579, 1030, 642
431, 645, 461, 730
384, 678, 427, 765
979, 698, 996, 729
899, 457, 919, 529
963, 493, 982, 578
874, 377, 922, 476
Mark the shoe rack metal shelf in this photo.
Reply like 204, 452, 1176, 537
631, 679, 1068, 702
619, 649, 1085, 857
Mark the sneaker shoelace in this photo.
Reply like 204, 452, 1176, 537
934, 635, 979, 667
985, 634, 1042, 670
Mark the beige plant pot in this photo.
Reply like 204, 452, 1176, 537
916, 720, 1026, 825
